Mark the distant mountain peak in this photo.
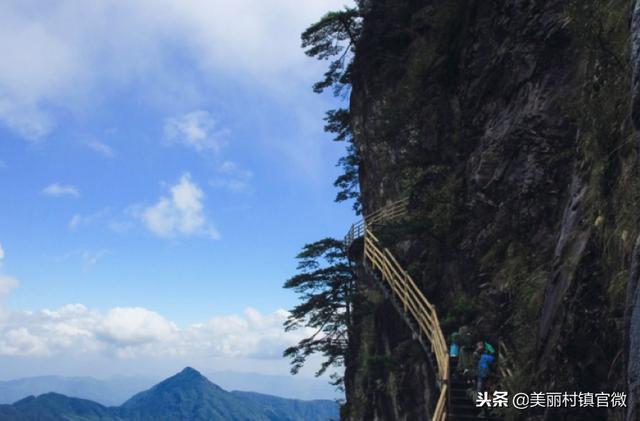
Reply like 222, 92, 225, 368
177, 367, 202, 377
178, 367, 204, 377
160, 367, 211, 389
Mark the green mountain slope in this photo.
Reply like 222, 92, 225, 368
120, 367, 269, 421
0, 393, 118, 420
0, 368, 338, 421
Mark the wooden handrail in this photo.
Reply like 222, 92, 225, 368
345, 198, 449, 420
365, 231, 449, 380
344, 197, 409, 248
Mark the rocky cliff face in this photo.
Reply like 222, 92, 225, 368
627, 3, 640, 420
345, 1, 636, 420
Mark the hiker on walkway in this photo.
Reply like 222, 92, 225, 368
449, 331, 460, 372
474, 341, 496, 393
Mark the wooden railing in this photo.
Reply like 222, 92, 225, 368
344, 197, 409, 248
345, 198, 449, 421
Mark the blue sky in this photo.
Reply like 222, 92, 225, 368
0, 0, 355, 384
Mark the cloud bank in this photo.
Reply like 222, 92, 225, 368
0, 0, 348, 141
0, 245, 304, 365
0, 304, 304, 362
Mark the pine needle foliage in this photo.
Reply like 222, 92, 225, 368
283, 238, 357, 387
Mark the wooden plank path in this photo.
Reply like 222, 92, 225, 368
344, 198, 448, 421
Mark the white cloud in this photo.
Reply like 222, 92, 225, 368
0, 328, 49, 357
0, 302, 308, 361
142, 173, 219, 239
42, 183, 80, 198
0, 0, 349, 141
0, 242, 4, 263
87, 140, 115, 158
0, 275, 321, 377
164, 110, 228, 154
97, 307, 177, 346
211, 161, 254, 194
0, 102, 55, 141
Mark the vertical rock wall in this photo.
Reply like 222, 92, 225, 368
627, 3, 640, 420
346, 0, 636, 419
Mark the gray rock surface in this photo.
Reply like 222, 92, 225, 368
345, 0, 634, 419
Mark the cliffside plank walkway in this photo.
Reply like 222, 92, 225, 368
344, 198, 500, 421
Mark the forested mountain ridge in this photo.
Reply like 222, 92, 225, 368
0, 368, 338, 421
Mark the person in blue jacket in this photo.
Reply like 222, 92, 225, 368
475, 341, 496, 393
449, 332, 460, 371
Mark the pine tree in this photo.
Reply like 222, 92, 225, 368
283, 238, 356, 387
302, 8, 363, 214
